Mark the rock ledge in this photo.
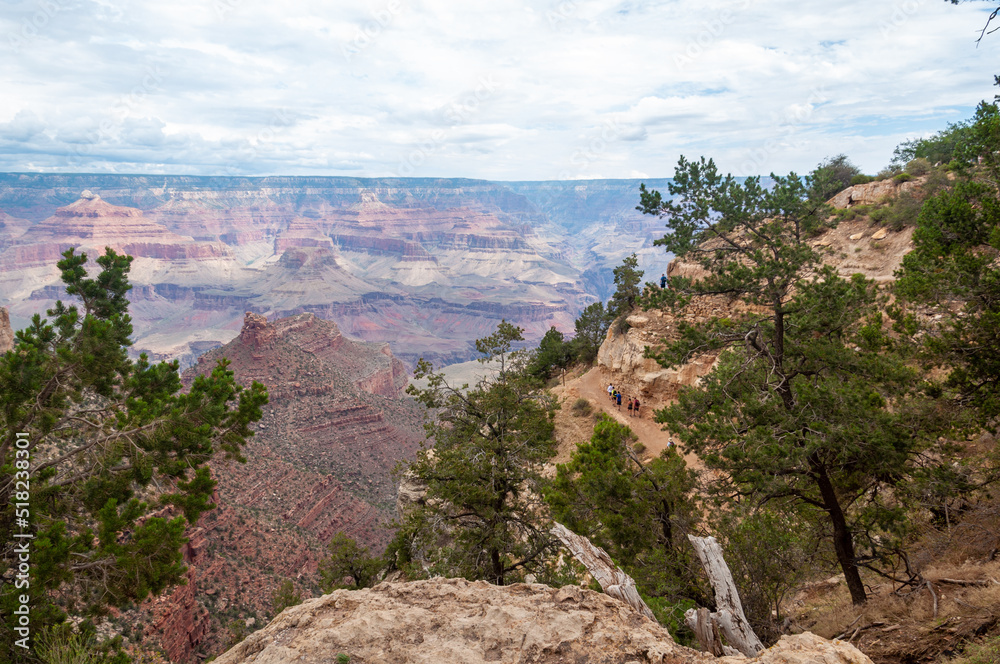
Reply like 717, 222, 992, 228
214, 578, 871, 664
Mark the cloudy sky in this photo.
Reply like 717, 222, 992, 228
1, 0, 998, 180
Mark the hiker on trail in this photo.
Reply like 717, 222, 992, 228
627, 398, 633, 416
616, 392, 622, 410
633, 397, 640, 417
607, 383, 613, 400
660, 273, 668, 289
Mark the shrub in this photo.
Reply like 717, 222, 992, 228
870, 206, 890, 224
894, 172, 915, 183
809, 154, 863, 201
643, 595, 697, 646
905, 157, 932, 176
834, 204, 873, 222
850, 174, 875, 186
319, 533, 383, 591
632, 441, 646, 454
867, 191, 922, 230
271, 579, 303, 617
884, 192, 923, 230
571, 398, 593, 416
877, 166, 903, 180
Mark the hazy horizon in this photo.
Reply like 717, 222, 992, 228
2, 1, 998, 181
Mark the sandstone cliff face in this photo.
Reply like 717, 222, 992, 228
597, 310, 720, 413
213, 578, 872, 664
0, 306, 13, 353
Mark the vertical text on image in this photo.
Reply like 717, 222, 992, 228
12, 431, 33, 650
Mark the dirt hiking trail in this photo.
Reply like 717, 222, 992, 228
552, 366, 702, 470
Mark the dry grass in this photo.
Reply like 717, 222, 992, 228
789, 561, 1000, 663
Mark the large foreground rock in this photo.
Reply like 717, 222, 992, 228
214, 578, 871, 664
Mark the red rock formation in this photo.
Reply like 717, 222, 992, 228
5, 193, 232, 267
136, 313, 425, 661
239, 312, 277, 351
150, 569, 212, 663
0, 179, 605, 369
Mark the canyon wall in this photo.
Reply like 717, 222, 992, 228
0, 174, 675, 369
128, 312, 425, 661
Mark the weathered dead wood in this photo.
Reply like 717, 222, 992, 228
688, 607, 725, 656
936, 577, 991, 587
847, 621, 886, 644
834, 615, 864, 640
550, 522, 657, 622
926, 579, 939, 619
685, 535, 764, 658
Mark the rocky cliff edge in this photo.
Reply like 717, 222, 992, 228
0, 306, 12, 353
214, 578, 871, 664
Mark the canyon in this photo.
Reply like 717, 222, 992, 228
128, 311, 425, 661
0, 174, 673, 369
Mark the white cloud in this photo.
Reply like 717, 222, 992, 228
0, 0, 997, 178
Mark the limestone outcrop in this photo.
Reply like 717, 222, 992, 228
0, 306, 12, 353
213, 578, 872, 664
239, 312, 277, 351
828, 178, 918, 208
597, 302, 728, 413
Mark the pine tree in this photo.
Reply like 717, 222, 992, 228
638, 158, 947, 604
401, 321, 557, 585
0, 248, 267, 656
545, 416, 703, 603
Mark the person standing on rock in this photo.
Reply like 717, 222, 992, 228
660, 273, 668, 289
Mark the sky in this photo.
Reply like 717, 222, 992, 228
1, 0, 998, 181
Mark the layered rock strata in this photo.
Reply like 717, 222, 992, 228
138, 312, 424, 661
0, 174, 672, 368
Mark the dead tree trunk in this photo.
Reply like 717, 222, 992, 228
550, 522, 657, 622
685, 534, 764, 658
690, 607, 725, 656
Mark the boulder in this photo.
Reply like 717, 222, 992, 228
829, 179, 919, 209
213, 578, 873, 664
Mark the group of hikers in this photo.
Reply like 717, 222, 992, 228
607, 383, 640, 417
